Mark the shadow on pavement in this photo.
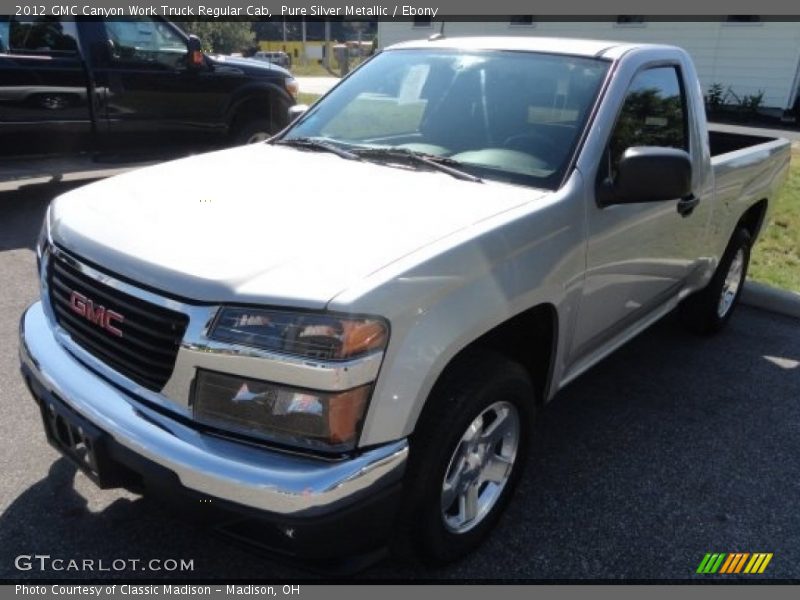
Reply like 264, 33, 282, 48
0, 458, 315, 581
0, 182, 87, 253
368, 307, 800, 580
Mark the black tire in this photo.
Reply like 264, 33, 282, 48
398, 350, 535, 565
681, 227, 751, 334
232, 118, 274, 145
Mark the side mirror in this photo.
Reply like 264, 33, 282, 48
288, 104, 309, 123
187, 35, 205, 68
597, 147, 692, 206
92, 39, 115, 63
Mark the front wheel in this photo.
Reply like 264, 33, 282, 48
681, 227, 751, 334
399, 351, 535, 564
232, 118, 274, 145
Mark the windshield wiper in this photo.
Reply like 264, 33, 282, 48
351, 147, 483, 183
273, 137, 360, 161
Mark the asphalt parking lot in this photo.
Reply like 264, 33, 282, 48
1, 181, 799, 581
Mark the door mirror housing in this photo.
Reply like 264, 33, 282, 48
597, 147, 692, 206
288, 104, 309, 123
187, 35, 205, 68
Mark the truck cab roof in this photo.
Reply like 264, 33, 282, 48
386, 36, 674, 60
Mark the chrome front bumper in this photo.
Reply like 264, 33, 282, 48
19, 301, 408, 517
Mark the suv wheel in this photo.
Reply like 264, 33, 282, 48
233, 118, 274, 145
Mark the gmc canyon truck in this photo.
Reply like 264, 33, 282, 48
19, 37, 790, 565
0, 15, 297, 156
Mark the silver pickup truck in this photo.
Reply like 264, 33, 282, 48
19, 37, 790, 565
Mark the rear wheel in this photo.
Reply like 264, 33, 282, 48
681, 227, 751, 334
399, 351, 535, 564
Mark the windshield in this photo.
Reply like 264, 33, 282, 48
283, 49, 609, 189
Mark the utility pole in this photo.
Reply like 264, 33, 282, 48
323, 20, 331, 69
301, 19, 307, 65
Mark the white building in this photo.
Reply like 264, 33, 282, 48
378, 19, 800, 114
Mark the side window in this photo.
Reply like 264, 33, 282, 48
0, 17, 8, 54
103, 18, 187, 69
8, 17, 79, 56
0, 18, 8, 52
608, 66, 688, 176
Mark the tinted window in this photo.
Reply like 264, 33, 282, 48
104, 18, 186, 69
609, 66, 687, 175
0, 18, 8, 52
8, 17, 78, 56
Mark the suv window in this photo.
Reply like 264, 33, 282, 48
0, 19, 8, 52
104, 18, 186, 69
7, 17, 79, 56
608, 66, 688, 176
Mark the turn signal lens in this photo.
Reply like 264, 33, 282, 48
340, 320, 388, 357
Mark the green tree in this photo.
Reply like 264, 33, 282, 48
178, 21, 255, 54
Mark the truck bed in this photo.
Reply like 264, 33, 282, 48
709, 130, 780, 157
709, 129, 791, 256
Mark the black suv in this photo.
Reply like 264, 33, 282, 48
0, 16, 297, 156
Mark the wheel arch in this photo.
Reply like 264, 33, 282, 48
736, 198, 769, 242
424, 303, 559, 415
225, 83, 293, 135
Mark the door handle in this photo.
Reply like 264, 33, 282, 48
677, 194, 699, 217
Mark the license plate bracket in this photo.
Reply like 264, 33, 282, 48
37, 392, 117, 488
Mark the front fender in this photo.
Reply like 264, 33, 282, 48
330, 172, 589, 447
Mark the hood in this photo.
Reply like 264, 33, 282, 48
207, 54, 291, 78
50, 144, 544, 308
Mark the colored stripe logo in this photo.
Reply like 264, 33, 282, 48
697, 553, 773, 574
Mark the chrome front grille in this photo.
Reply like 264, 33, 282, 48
47, 252, 189, 392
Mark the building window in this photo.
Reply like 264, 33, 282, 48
615, 16, 646, 27
725, 15, 761, 23
509, 16, 535, 27
412, 16, 432, 28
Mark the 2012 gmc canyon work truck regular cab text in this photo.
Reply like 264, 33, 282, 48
19, 37, 790, 565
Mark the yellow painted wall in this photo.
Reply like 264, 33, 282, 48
258, 40, 332, 61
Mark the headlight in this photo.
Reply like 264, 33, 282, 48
209, 307, 388, 361
284, 76, 299, 97
193, 370, 370, 451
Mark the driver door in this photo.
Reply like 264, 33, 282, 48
87, 18, 226, 145
569, 65, 703, 364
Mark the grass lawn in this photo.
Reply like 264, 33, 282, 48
296, 92, 321, 106
290, 58, 368, 77
289, 61, 336, 77
749, 147, 800, 292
